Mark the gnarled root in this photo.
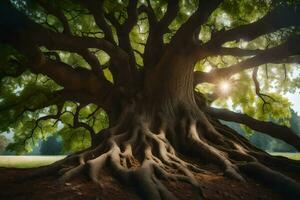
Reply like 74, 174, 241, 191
239, 162, 300, 200
46, 111, 300, 200
58, 118, 206, 200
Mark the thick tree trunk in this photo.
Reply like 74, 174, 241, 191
143, 49, 199, 117
27, 58, 300, 200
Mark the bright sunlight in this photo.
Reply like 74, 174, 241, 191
218, 80, 231, 94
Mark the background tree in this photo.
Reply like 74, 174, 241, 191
1, 0, 300, 199
0, 135, 8, 152
39, 135, 62, 155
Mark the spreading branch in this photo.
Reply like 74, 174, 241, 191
78, 0, 116, 44
206, 5, 300, 49
23, 103, 64, 145
194, 35, 300, 84
212, 47, 262, 57
73, 104, 96, 139
139, 1, 157, 26
141, 0, 179, 68
207, 107, 300, 151
190, 5, 300, 64
171, 0, 223, 47
105, 0, 138, 78
36, 0, 71, 35
2, 2, 137, 90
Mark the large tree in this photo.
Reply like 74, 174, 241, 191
1, 0, 300, 199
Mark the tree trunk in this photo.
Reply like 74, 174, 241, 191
143, 49, 198, 116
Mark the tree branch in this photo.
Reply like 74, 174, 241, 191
194, 35, 300, 84
22, 103, 64, 145
206, 5, 300, 50
105, 0, 138, 70
36, 0, 71, 35
11, 40, 116, 111
142, 0, 179, 68
211, 47, 262, 57
77, 49, 106, 79
73, 104, 96, 138
207, 107, 300, 151
138, 1, 158, 26
189, 5, 300, 63
252, 67, 275, 112
171, 0, 223, 47
158, 0, 180, 34
2, 22, 121, 118
78, 0, 115, 44
1, 2, 138, 91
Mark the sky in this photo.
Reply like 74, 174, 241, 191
286, 67, 300, 114
287, 90, 300, 114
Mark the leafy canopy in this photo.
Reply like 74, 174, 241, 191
0, 0, 300, 153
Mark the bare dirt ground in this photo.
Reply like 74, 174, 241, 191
0, 166, 285, 200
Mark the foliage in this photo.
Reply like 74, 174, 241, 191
0, 135, 8, 152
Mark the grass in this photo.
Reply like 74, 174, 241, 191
0, 153, 299, 169
270, 152, 300, 160
0, 155, 66, 168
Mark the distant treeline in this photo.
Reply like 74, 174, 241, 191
1, 135, 62, 155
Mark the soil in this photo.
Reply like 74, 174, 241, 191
0, 165, 285, 200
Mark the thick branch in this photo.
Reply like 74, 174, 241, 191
158, 0, 180, 34
142, 0, 179, 68
10, 39, 116, 112
123, 0, 138, 33
19, 45, 112, 96
78, 0, 115, 44
190, 5, 300, 63
78, 49, 106, 79
1, 2, 129, 71
36, 0, 71, 35
138, 2, 157, 26
207, 107, 300, 151
171, 0, 223, 47
105, 0, 138, 73
206, 5, 300, 49
211, 47, 262, 57
1, 2, 138, 90
194, 36, 300, 84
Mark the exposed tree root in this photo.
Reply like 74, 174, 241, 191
239, 162, 300, 200
26, 110, 300, 200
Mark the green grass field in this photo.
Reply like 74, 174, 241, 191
0, 153, 299, 169
0, 155, 66, 168
269, 152, 300, 160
